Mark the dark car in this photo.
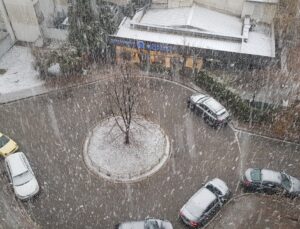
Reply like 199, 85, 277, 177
187, 93, 230, 127
242, 168, 300, 197
116, 218, 173, 229
179, 178, 231, 228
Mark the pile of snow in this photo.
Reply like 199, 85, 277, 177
0, 46, 43, 95
84, 116, 170, 182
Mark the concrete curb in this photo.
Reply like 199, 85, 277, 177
202, 192, 300, 228
82, 116, 171, 183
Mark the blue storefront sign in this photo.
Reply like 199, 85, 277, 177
110, 36, 177, 53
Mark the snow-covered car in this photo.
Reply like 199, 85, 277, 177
0, 132, 18, 157
179, 178, 231, 228
187, 93, 230, 127
5, 152, 39, 200
116, 218, 173, 229
242, 168, 300, 197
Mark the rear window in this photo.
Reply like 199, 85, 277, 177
250, 169, 262, 182
0, 135, 9, 148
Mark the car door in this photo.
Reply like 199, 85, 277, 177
262, 181, 279, 193
195, 103, 205, 115
4, 161, 12, 184
202, 200, 220, 224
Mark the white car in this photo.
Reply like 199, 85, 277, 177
179, 178, 231, 228
5, 152, 39, 200
116, 218, 173, 229
187, 93, 230, 127
242, 168, 300, 197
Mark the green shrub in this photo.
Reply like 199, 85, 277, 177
194, 71, 275, 124
33, 45, 85, 79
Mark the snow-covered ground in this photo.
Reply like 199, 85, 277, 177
0, 46, 43, 96
84, 116, 170, 182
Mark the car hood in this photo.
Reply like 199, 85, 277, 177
217, 110, 230, 121
14, 178, 39, 200
118, 221, 144, 229
289, 176, 300, 192
244, 168, 252, 181
0, 140, 17, 155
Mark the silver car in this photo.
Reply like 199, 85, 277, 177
179, 178, 231, 228
116, 218, 173, 229
187, 93, 230, 127
5, 152, 39, 200
242, 168, 300, 197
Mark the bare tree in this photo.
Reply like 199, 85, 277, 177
105, 64, 140, 145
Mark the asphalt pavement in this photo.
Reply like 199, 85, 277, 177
0, 77, 299, 228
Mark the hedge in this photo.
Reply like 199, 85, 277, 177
194, 71, 275, 124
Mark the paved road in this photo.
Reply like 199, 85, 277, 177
209, 194, 300, 229
0, 77, 299, 228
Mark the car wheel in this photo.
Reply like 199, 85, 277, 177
189, 103, 195, 111
205, 117, 215, 127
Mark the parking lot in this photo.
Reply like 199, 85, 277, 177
0, 77, 299, 228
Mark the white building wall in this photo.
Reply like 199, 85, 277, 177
38, 0, 68, 25
242, 2, 277, 24
106, 0, 130, 5
168, 0, 193, 8
195, 0, 244, 16
3, 0, 41, 43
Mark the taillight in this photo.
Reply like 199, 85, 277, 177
243, 180, 251, 186
190, 221, 198, 227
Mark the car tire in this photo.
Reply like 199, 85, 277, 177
189, 103, 195, 111
204, 117, 215, 127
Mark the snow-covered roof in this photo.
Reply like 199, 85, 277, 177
203, 98, 225, 114
140, 5, 243, 37
261, 169, 282, 184
187, 188, 217, 211
206, 178, 229, 195
6, 152, 28, 177
246, 0, 279, 4
114, 4, 276, 57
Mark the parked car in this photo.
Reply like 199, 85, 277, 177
179, 178, 231, 228
0, 132, 18, 157
242, 168, 300, 197
5, 152, 39, 200
116, 218, 173, 229
187, 93, 230, 127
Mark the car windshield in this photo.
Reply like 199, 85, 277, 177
250, 169, 262, 182
0, 135, 9, 148
13, 171, 32, 186
145, 220, 159, 229
281, 173, 292, 190
206, 184, 222, 196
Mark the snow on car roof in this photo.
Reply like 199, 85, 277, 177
207, 178, 229, 195
203, 97, 225, 113
6, 152, 28, 177
191, 93, 207, 103
187, 188, 216, 217
261, 169, 282, 184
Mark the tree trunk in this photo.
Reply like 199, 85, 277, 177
124, 130, 130, 145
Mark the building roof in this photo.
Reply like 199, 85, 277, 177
246, 0, 279, 4
115, 4, 275, 57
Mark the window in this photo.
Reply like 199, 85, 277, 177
281, 173, 292, 190
0, 135, 9, 148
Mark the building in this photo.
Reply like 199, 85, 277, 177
111, 0, 278, 70
0, 0, 68, 57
